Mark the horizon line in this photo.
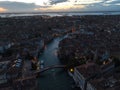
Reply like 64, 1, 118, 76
0, 10, 120, 14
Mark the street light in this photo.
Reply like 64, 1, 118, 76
70, 68, 74, 72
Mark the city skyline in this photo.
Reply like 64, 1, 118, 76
0, 0, 120, 12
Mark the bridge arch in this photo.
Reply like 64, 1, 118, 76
34, 65, 66, 74
14, 65, 66, 82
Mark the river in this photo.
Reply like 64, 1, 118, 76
38, 36, 75, 90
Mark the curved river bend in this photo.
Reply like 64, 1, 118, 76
38, 36, 75, 90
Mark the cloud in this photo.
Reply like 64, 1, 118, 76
49, 0, 68, 5
72, 0, 120, 11
0, 0, 120, 12
74, 0, 102, 4
73, 0, 120, 6
83, 0, 120, 11
105, 0, 118, 4
0, 1, 38, 12
104, 0, 120, 5
0, 1, 51, 12
34, 6, 52, 11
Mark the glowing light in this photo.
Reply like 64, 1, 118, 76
70, 68, 74, 72
0, 7, 7, 12
34, 4, 85, 12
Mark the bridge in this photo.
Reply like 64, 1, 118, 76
15, 65, 66, 82
34, 65, 66, 73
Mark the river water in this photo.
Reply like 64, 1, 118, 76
38, 36, 75, 90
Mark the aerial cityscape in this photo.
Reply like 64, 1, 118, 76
0, 0, 120, 90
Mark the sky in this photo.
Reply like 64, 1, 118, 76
0, 0, 120, 12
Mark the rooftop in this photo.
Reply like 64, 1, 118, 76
76, 62, 101, 78
90, 74, 120, 90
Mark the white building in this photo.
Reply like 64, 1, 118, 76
72, 59, 116, 90
73, 63, 100, 90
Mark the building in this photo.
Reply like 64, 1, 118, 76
0, 59, 23, 89
0, 72, 7, 84
73, 62, 100, 90
72, 59, 119, 90
0, 61, 9, 85
0, 42, 14, 54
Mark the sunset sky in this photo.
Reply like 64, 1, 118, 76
0, 0, 120, 12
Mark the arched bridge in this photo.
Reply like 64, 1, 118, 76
15, 65, 66, 82
34, 65, 66, 74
